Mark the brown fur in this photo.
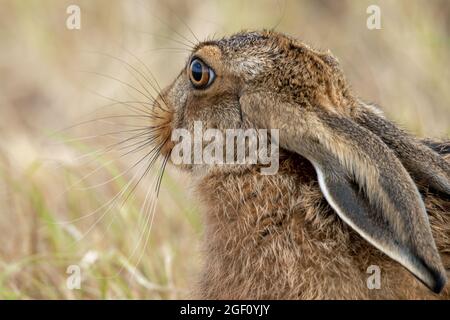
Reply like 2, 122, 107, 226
151, 30, 450, 299
194, 152, 450, 299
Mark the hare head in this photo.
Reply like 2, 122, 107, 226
151, 30, 450, 293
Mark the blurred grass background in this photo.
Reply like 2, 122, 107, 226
0, 0, 449, 299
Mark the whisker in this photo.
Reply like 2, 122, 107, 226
128, 174, 159, 277
122, 144, 170, 273
48, 124, 162, 167
85, 89, 170, 118
271, 0, 287, 31
166, 3, 200, 44
99, 127, 162, 155
143, 47, 191, 53
136, 0, 197, 47
57, 161, 145, 226
111, 45, 173, 115
156, 153, 169, 195
136, 30, 194, 49
120, 138, 167, 206
52, 128, 164, 200
127, 152, 170, 283
99, 168, 159, 281
70, 161, 148, 241
45, 122, 158, 175
80, 70, 154, 102
85, 51, 162, 103
52, 99, 156, 133
56, 138, 164, 226
120, 47, 165, 94
49, 127, 151, 144
118, 134, 160, 156
51, 115, 153, 136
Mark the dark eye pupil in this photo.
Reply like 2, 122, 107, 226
189, 58, 215, 89
192, 61, 203, 82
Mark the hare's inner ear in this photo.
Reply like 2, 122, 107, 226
312, 155, 447, 292
239, 92, 447, 293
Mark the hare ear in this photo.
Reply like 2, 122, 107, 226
240, 92, 447, 293
355, 104, 450, 196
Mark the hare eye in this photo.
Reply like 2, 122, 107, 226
189, 58, 215, 89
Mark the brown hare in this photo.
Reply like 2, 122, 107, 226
150, 30, 450, 299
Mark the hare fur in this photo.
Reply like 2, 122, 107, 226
151, 30, 450, 299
